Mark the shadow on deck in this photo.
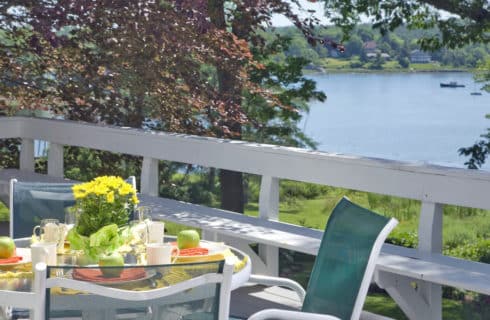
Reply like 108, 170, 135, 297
230, 284, 394, 320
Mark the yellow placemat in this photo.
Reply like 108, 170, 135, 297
0, 270, 32, 279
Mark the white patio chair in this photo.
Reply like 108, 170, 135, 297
42, 259, 234, 320
247, 197, 398, 320
0, 262, 47, 320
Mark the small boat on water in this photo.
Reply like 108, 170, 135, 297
470, 92, 482, 96
440, 81, 465, 88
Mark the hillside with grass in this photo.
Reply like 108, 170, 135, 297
267, 25, 490, 73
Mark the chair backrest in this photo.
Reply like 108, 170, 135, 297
45, 259, 234, 320
0, 262, 48, 320
302, 197, 398, 320
9, 179, 76, 238
9, 176, 137, 239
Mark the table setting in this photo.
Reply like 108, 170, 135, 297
0, 176, 249, 295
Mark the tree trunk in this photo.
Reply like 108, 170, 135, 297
208, 0, 245, 213
219, 169, 244, 213
207, 168, 216, 191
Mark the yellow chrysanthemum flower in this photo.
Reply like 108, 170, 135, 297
132, 194, 139, 205
106, 191, 115, 203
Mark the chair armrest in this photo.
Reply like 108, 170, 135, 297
248, 274, 306, 302
247, 309, 341, 320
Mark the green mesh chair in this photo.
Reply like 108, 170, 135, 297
247, 197, 398, 320
43, 259, 234, 320
9, 177, 137, 239
9, 180, 76, 239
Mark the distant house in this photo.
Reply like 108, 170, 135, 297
380, 53, 390, 59
410, 50, 431, 63
366, 52, 390, 60
363, 41, 377, 53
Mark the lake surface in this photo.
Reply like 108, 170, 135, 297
303, 72, 490, 169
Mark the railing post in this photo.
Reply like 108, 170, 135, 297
19, 138, 35, 172
258, 175, 280, 276
47, 143, 64, 178
141, 157, 159, 196
417, 201, 443, 320
377, 201, 443, 320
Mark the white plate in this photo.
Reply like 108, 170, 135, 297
197, 241, 228, 255
0, 248, 31, 268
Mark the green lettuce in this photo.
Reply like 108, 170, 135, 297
67, 224, 123, 259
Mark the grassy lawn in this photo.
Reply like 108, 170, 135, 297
245, 188, 490, 251
313, 58, 469, 73
364, 293, 483, 320
409, 63, 465, 72
319, 58, 353, 70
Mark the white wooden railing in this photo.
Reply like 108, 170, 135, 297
1, 116, 490, 320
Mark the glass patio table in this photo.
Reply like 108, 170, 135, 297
0, 237, 251, 320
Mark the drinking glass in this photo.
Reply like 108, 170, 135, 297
129, 220, 149, 261
64, 207, 79, 226
136, 206, 152, 222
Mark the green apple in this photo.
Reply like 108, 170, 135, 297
0, 236, 15, 259
177, 230, 200, 249
98, 252, 124, 277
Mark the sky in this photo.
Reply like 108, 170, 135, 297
271, 0, 458, 27
271, 1, 326, 27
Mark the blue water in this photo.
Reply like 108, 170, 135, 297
303, 72, 490, 169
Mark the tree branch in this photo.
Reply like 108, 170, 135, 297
421, 0, 489, 23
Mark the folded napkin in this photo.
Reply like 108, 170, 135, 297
179, 247, 209, 256
0, 256, 23, 264
73, 268, 146, 283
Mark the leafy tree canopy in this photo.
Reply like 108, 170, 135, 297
318, 0, 489, 50
0, 0, 328, 137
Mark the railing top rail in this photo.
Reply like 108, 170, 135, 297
2, 116, 490, 209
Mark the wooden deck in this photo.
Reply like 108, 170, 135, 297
231, 285, 395, 320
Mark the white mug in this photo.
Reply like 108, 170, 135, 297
147, 221, 165, 244
146, 243, 179, 265
31, 242, 57, 270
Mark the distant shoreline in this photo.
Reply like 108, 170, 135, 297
303, 68, 470, 75
303, 58, 473, 75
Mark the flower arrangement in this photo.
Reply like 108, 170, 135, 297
72, 176, 139, 236
67, 176, 139, 259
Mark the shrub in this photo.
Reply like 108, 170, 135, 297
280, 181, 329, 200
386, 231, 418, 248
446, 238, 490, 263
350, 61, 364, 68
